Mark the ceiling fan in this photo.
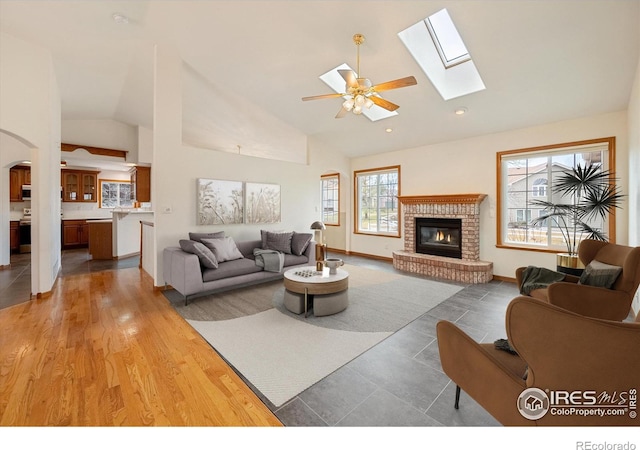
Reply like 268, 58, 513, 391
302, 34, 417, 118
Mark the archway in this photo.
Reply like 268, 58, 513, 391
0, 129, 35, 307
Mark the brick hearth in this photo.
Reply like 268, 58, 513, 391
393, 194, 493, 283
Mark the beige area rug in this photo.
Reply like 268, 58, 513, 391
166, 264, 463, 407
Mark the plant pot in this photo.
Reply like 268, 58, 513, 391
556, 253, 585, 276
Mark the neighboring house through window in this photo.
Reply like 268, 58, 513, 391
320, 173, 340, 226
497, 137, 615, 251
354, 165, 401, 237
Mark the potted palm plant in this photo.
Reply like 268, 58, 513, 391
531, 163, 624, 275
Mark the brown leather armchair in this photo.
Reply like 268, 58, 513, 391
515, 239, 640, 321
437, 296, 640, 426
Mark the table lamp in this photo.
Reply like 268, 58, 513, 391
310, 221, 326, 271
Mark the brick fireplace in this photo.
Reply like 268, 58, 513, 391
392, 194, 493, 283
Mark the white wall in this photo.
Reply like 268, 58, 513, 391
628, 50, 640, 316
350, 111, 629, 279
152, 45, 350, 287
62, 119, 138, 163
0, 32, 61, 295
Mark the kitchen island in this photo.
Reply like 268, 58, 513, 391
112, 210, 154, 259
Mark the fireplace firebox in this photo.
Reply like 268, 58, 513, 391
415, 217, 462, 259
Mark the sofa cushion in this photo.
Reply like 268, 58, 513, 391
579, 260, 622, 289
179, 239, 218, 269
291, 232, 312, 256
189, 231, 225, 243
202, 236, 244, 263
283, 253, 309, 267
202, 258, 262, 282
261, 230, 293, 254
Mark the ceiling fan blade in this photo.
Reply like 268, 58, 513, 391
338, 69, 358, 89
302, 93, 344, 101
335, 106, 349, 118
369, 95, 400, 111
372, 76, 417, 92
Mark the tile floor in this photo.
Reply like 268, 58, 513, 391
269, 254, 519, 426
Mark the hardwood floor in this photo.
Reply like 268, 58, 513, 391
0, 265, 281, 426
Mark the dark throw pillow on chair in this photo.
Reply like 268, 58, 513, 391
579, 260, 622, 289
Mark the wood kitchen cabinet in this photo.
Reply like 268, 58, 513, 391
88, 220, 113, 260
62, 169, 98, 202
62, 219, 89, 249
9, 165, 30, 202
130, 166, 151, 203
10, 221, 20, 253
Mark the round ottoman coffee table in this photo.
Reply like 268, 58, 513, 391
283, 266, 349, 317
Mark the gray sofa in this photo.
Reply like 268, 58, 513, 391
163, 235, 315, 305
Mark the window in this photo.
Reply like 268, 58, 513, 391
497, 137, 615, 252
425, 8, 471, 68
99, 179, 133, 208
531, 178, 547, 197
321, 173, 340, 226
354, 166, 400, 237
398, 9, 485, 100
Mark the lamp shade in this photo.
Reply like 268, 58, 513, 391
310, 221, 326, 230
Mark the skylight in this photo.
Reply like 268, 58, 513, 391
398, 9, 485, 101
319, 63, 398, 122
425, 8, 470, 68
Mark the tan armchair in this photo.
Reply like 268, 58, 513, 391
515, 239, 640, 321
437, 296, 640, 426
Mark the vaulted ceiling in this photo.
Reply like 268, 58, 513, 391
1, 1, 638, 159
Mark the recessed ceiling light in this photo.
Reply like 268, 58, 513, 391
112, 13, 129, 25
455, 107, 468, 115
385, 128, 393, 133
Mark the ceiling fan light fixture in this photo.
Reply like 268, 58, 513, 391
343, 98, 354, 111
355, 94, 366, 106
364, 97, 374, 109
353, 105, 363, 114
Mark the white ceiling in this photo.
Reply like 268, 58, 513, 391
1, 0, 638, 160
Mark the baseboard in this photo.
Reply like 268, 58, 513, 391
330, 248, 393, 263
116, 251, 140, 260
492, 274, 517, 284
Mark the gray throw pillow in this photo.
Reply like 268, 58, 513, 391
189, 231, 225, 243
579, 260, 622, 289
291, 232, 312, 256
202, 237, 244, 263
262, 231, 293, 254
179, 239, 218, 269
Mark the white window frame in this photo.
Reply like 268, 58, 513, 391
99, 179, 133, 209
321, 173, 340, 226
497, 137, 616, 252
354, 165, 401, 237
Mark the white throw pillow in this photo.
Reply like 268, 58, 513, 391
202, 237, 244, 263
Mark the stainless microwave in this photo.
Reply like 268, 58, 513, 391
21, 185, 31, 201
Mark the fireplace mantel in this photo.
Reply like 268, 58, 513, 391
397, 194, 487, 205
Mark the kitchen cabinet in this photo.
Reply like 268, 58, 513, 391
62, 219, 89, 249
9, 165, 30, 202
130, 166, 151, 203
10, 221, 20, 253
88, 220, 113, 260
62, 169, 98, 202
